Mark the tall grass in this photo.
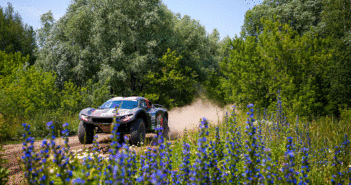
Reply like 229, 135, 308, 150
15, 93, 351, 184
1, 110, 80, 145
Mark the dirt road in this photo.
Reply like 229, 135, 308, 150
2, 98, 231, 185
2, 133, 113, 184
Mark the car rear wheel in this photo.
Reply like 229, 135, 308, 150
130, 118, 146, 145
119, 133, 125, 144
78, 121, 95, 144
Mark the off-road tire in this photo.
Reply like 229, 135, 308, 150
130, 118, 146, 145
162, 117, 170, 140
78, 121, 95, 144
119, 133, 125, 144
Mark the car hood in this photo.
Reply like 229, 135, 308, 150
81, 108, 137, 117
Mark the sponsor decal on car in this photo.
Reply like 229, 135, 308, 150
151, 112, 156, 122
156, 114, 162, 128
150, 112, 156, 129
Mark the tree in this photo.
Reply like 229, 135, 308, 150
35, 0, 219, 108
171, 15, 211, 82
141, 49, 197, 108
220, 18, 332, 118
241, 0, 323, 38
36, 11, 55, 49
258, 19, 332, 116
317, 0, 351, 116
35, 0, 177, 94
0, 3, 37, 65
220, 35, 268, 108
202, 34, 235, 106
228, 0, 351, 118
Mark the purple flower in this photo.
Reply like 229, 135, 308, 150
286, 151, 294, 158
136, 176, 144, 182
264, 148, 272, 152
63, 123, 69, 127
46, 121, 53, 127
72, 178, 85, 184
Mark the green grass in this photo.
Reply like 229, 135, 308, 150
167, 106, 247, 171
1, 111, 80, 145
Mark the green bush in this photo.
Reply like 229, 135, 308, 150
60, 80, 88, 115
0, 65, 60, 118
202, 70, 227, 107
0, 50, 29, 80
24, 110, 80, 139
0, 52, 112, 141
141, 49, 198, 109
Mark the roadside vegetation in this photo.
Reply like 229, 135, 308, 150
18, 95, 351, 184
1, 0, 351, 184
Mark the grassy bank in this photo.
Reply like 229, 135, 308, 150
1, 111, 80, 145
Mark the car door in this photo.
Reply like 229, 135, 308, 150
140, 99, 154, 131
147, 99, 160, 131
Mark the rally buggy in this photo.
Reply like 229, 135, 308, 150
78, 96, 169, 145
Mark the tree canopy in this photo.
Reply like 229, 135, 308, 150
34, 0, 222, 108
0, 3, 37, 65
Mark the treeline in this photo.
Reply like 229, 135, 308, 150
206, 0, 351, 119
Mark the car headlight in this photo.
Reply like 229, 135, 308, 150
121, 114, 133, 122
80, 114, 90, 122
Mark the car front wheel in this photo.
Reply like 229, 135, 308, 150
78, 121, 95, 144
130, 118, 146, 145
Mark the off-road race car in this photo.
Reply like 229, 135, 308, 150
78, 96, 169, 145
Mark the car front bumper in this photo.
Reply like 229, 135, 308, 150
94, 122, 131, 134
80, 116, 133, 134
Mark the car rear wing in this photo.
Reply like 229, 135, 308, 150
153, 104, 164, 108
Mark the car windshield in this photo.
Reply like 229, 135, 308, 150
99, 100, 138, 109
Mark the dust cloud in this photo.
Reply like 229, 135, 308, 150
167, 98, 234, 140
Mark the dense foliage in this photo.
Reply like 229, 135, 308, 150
0, 3, 37, 65
206, 0, 351, 119
34, 0, 219, 102
19, 97, 351, 184
241, 0, 324, 38
141, 49, 198, 108
219, 19, 332, 118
